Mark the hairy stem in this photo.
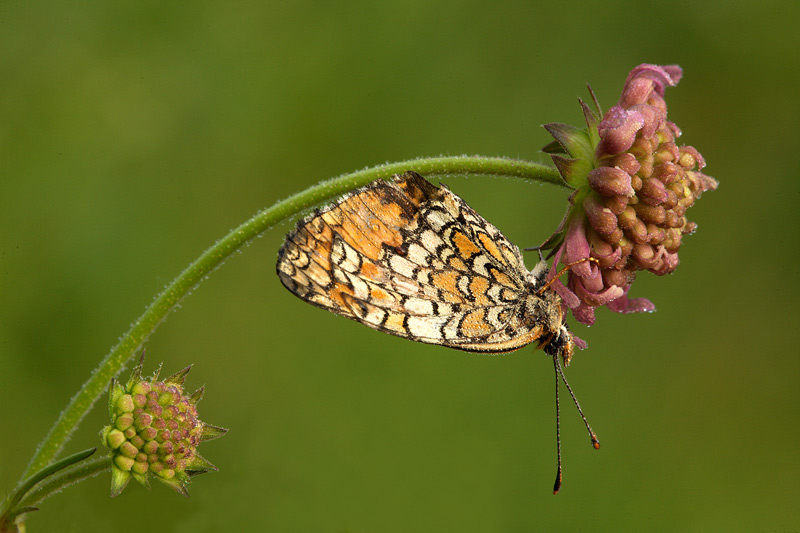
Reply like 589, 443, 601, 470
1, 448, 97, 530
22, 155, 566, 482
20, 456, 111, 509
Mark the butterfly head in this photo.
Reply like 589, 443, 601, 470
523, 260, 574, 367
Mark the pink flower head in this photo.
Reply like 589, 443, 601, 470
542, 64, 718, 325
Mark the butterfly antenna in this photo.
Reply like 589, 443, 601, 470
537, 257, 599, 295
551, 351, 600, 495
553, 353, 563, 494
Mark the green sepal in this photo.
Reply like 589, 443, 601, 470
543, 123, 594, 162
156, 475, 190, 498
199, 423, 228, 443
550, 154, 593, 189
100, 425, 113, 448
107, 379, 125, 418
188, 385, 205, 406
541, 139, 565, 155
186, 453, 218, 475
124, 352, 147, 391
579, 93, 602, 148
149, 362, 163, 383
131, 469, 151, 490
109, 463, 131, 498
164, 365, 192, 387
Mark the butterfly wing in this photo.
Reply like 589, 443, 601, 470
276, 171, 547, 353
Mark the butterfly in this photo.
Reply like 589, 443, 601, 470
276, 171, 598, 492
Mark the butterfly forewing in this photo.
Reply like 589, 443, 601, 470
277, 171, 562, 354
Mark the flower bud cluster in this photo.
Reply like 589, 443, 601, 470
101, 357, 226, 497
106, 380, 201, 480
589, 65, 717, 276
544, 64, 717, 325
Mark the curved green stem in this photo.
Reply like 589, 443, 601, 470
22, 155, 565, 482
1, 448, 98, 530
19, 456, 111, 509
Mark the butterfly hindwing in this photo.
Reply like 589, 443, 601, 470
276, 171, 557, 353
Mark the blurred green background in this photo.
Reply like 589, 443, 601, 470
1, 2, 798, 531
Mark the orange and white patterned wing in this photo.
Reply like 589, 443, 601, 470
276, 171, 547, 353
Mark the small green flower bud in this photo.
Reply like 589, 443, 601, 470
131, 382, 150, 396
133, 393, 147, 409
135, 412, 152, 430
159, 389, 176, 407
115, 455, 135, 472
116, 394, 135, 414
161, 441, 174, 455
106, 429, 126, 449
119, 441, 139, 459
129, 434, 145, 449
140, 427, 158, 441
132, 461, 149, 476
115, 413, 134, 431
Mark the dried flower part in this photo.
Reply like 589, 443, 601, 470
544, 64, 717, 325
101, 354, 227, 497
